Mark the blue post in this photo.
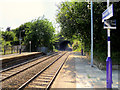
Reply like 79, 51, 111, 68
106, 0, 113, 88
106, 57, 112, 88
106, 29, 112, 88
91, 0, 93, 67
81, 49, 83, 55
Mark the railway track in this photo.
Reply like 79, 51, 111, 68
0, 52, 59, 82
18, 52, 70, 89
2, 51, 69, 89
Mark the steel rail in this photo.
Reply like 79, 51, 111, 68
46, 52, 70, 90
0, 52, 58, 73
0, 52, 60, 82
17, 52, 67, 90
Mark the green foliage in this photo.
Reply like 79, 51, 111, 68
72, 40, 80, 51
2, 31, 17, 41
94, 51, 120, 65
72, 39, 84, 51
56, 1, 120, 64
53, 45, 59, 52
52, 33, 61, 44
14, 16, 55, 51
56, 1, 120, 52
56, 2, 92, 50
0, 30, 2, 53
111, 52, 120, 65
1, 16, 55, 52
1, 30, 17, 46
94, 51, 107, 64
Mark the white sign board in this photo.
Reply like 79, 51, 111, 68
104, 20, 116, 29
29, 41, 31, 44
102, 4, 113, 22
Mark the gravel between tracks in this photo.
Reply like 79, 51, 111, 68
24, 52, 70, 89
2, 53, 64, 89
1, 53, 58, 81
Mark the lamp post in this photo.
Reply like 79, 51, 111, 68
91, 0, 93, 67
3, 36, 6, 55
29, 41, 31, 52
87, 0, 93, 67
19, 30, 25, 54
19, 31, 21, 54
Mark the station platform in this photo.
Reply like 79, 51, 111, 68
51, 52, 119, 89
0, 52, 42, 60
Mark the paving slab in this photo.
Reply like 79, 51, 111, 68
51, 52, 120, 89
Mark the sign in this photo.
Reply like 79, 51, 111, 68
29, 41, 31, 44
104, 19, 116, 29
102, 4, 113, 22
19, 38, 22, 40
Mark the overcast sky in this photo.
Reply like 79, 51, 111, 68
0, 0, 70, 32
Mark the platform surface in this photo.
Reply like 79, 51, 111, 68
51, 52, 120, 89
0, 52, 41, 60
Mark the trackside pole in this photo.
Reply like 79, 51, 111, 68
106, 0, 112, 88
106, 29, 112, 88
91, 0, 93, 67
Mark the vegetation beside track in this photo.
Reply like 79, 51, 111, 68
56, 1, 120, 65
1, 1, 120, 65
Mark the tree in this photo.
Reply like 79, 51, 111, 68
1, 30, 17, 46
14, 16, 55, 51
6, 27, 11, 31
56, 1, 120, 52
56, 2, 92, 50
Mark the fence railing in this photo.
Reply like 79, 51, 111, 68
0, 45, 26, 55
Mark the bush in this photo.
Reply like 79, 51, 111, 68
94, 51, 120, 65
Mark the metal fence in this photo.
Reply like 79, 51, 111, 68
0, 45, 26, 55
